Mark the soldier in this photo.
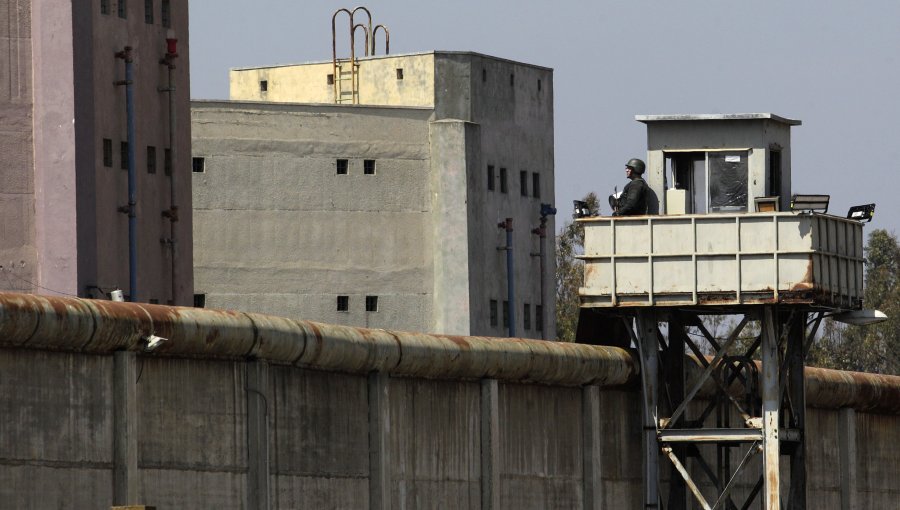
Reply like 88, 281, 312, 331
613, 158, 649, 216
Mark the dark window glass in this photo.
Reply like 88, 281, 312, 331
337, 295, 349, 312
502, 300, 509, 328
520, 170, 528, 196
489, 299, 498, 327
192, 157, 205, 173
482, 68, 487, 82
118, 0, 126, 19
101, 0, 110, 15
532, 172, 541, 198
193, 293, 206, 308
336, 159, 348, 175
120, 141, 129, 170
396, 68, 404, 80
487, 165, 495, 191
364, 159, 376, 175
161, 0, 171, 27
365, 295, 378, 312
144, 0, 153, 23
510, 73, 514, 86
260, 80, 268, 92
146, 146, 156, 174
538, 79, 542, 91
164, 148, 172, 176
769, 150, 782, 198
536, 305, 543, 332
103, 139, 113, 167
500, 168, 507, 193
327, 74, 335, 85
523, 303, 531, 331
708, 151, 749, 212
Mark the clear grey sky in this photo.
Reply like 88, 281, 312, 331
189, 1, 900, 235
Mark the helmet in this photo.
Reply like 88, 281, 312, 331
626, 158, 645, 175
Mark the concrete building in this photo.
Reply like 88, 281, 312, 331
192, 51, 555, 337
0, 0, 193, 304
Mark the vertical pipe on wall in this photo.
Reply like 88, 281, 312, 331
115, 47, 138, 302
498, 218, 515, 337
532, 216, 547, 340
160, 36, 179, 304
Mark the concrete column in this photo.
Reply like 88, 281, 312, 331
480, 379, 500, 510
247, 360, 270, 510
368, 372, 391, 510
838, 408, 858, 510
582, 385, 602, 510
761, 307, 780, 510
113, 351, 139, 505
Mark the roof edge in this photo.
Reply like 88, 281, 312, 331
635, 113, 802, 126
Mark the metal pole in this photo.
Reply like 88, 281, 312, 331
115, 47, 138, 302
160, 42, 179, 305
761, 306, 781, 510
532, 216, 548, 339
498, 218, 516, 337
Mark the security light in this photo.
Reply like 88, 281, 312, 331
573, 200, 591, 219
790, 194, 830, 213
830, 309, 888, 326
847, 203, 875, 223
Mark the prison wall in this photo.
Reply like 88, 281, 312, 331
0, 293, 897, 509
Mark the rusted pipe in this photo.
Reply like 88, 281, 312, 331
0, 293, 636, 387
372, 24, 389, 55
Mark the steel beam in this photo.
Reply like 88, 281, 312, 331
761, 307, 781, 510
636, 311, 660, 509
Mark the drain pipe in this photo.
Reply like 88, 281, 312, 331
497, 218, 516, 337
115, 47, 138, 302
159, 32, 179, 304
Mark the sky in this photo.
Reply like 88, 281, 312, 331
188, 1, 900, 237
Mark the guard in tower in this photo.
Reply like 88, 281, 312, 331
612, 158, 649, 216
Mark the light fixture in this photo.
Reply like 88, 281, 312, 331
790, 194, 830, 213
573, 200, 591, 219
830, 309, 888, 326
847, 203, 875, 222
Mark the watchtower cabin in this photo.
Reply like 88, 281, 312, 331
576, 114, 870, 510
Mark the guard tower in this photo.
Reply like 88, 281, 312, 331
578, 114, 868, 510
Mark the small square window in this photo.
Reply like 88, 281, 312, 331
260, 80, 268, 92
489, 299, 498, 327
487, 165, 495, 191
192, 157, 205, 173
337, 295, 349, 312
532, 172, 541, 198
536, 305, 543, 332
366, 295, 378, 312
523, 303, 531, 331
164, 148, 172, 176
161, 0, 171, 28
102, 139, 113, 167
520, 170, 528, 196
120, 141, 129, 170
500, 168, 508, 194
336, 159, 348, 175
502, 300, 509, 328
144, 0, 153, 23
482, 68, 487, 83
101, 0, 110, 15
364, 159, 376, 175
327, 74, 335, 85
396, 68, 404, 80
193, 293, 206, 308
118, 0, 127, 19
147, 146, 156, 174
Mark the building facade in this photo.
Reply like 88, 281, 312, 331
0, 0, 193, 304
192, 51, 555, 338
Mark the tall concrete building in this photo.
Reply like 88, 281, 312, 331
192, 51, 556, 337
0, 0, 193, 304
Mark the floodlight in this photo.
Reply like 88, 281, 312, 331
847, 203, 875, 223
790, 194, 830, 213
830, 309, 888, 326
573, 200, 591, 219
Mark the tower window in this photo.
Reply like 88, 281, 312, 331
144, 0, 153, 24
523, 303, 531, 331
487, 165, 495, 191
193, 293, 206, 308
337, 295, 349, 312
532, 172, 541, 198
536, 305, 543, 332
103, 139, 113, 167
120, 141, 129, 170
502, 300, 509, 328
259, 80, 268, 92
489, 299, 498, 327
520, 170, 528, 196
118, 0, 127, 19
364, 159, 376, 175
396, 68, 404, 80
500, 168, 508, 193
327, 74, 335, 85
538, 79, 542, 92
161, 0, 171, 27
164, 148, 172, 176
510, 73, 514, 87
147, 146, 156, 174
365, 295, 378, 312
192, 157, 205, 173
336, 159, 349, 175
101, 0, 110, 15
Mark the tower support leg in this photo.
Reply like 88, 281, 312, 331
761, 306, 781, 510
636, 311, 659, 509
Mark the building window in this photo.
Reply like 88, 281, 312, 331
500, 168, 508, 193
502, 300, 509, 328
193, 293, 206, 308
118, 0, 127, 19
523, 303, 531, 331
538, 79, 542, 92
259, 80, 268, 92
396, 68, 404, 80
164, 148, 172, 176
336, 159, 348, 175
489, 299, 498, 327
510, 73, 514, 87
144, 0, 153, 23
536, 305, 543, 332
520, 170, 528, 196
327, 74, 335, 85
482, 68, 487, 82
102, 139, 113, 167
161, 0, 171, 28
149, 298, 159, 304
532, 172, 541, 198
101, 0, 110, 15
147, 146, 156, 174
487, 165, 495, 191
337, 295, 349, 312
364, 159, 376, 175
192, 157, 205, 173
365, 295, 378, 312
120, 141, 129, 170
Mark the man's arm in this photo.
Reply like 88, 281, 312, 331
617, 181, 645, 215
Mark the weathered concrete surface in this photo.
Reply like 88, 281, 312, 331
0, 294, 898, 508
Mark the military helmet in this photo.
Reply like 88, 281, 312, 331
626, 158, 646, 175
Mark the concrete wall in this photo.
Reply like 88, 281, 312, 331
192, 101, 435, 330
0, 0, 193, 304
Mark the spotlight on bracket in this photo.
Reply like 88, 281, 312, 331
847, 203, 876, 223
830, 309, 888, 326
142, 334, 169, 352
573, 200, 591, 219
790, 194, 830, 213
